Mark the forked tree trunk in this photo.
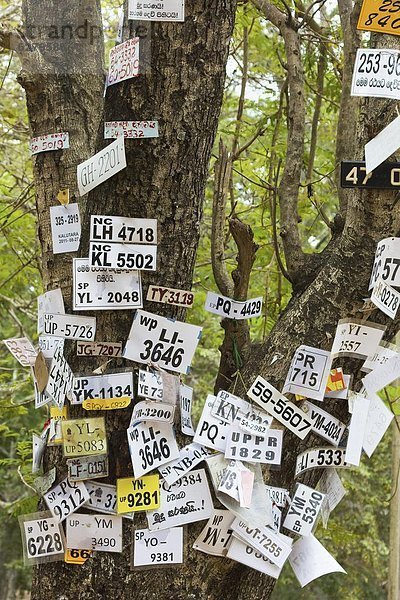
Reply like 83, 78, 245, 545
15, 0, 400, 598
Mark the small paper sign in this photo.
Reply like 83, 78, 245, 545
147, 285, 194, 307
44, 478, 90, 522
64, 549, 92, 564
358, 0, 400, 35
50, 204, 81, 254
108, 38, 139, 87
77, 137, 126, 196
133, 528, 183, 567
19, 511, 65, 565
67, 454, 109, 482
66, 514, 122, 553
193, 510, 234, 557
331, 319, 385, 359
204, 292, 263, 320
62, 417, 107, 457
351, 49, 400, 100
73, 258, 142, 310
29, 133, 69, 155
283, 484, 325, 536
289, 535, 346, 587
4, 337, 37, 367
127, 421, 179, 478
128, 0, 185, 21
123, 310, 202, 375
283, 345, 332, 402
147, 469, 213, 531
105, 121, 159, 139
117, 475, 160, 513
371, 277, 400, 319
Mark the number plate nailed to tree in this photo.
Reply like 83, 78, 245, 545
341, 161, 400, 188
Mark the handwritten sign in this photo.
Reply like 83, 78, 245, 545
46, 345, 74, 409
40, 313, 96, 341
331, 319, 385, 359
371, 277, 400, 318
29, 133, 69, 155
67, 454, 109, 482
105, 121, 159, 139
4, 337, 37, 367
147, 285, 194, 307
77, 137, 126, 196
147, 469, 213, 531
76, 341, 122, 357
44, 478, 89, 522
180, 384, 195, 436
131, 401, 175, 424
108, 38, 140, 87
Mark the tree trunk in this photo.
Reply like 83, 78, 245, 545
21, 1, 238, 599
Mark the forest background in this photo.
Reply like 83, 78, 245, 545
0, 0, 395, 598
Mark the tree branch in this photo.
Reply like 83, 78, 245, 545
307, 43, 326, 184
230, 217, 259, 300
214, 216, 259, 393
251, 0, 307, 284
0, 26, 49, 77
211, 139, 235, 298
335, 0, 362, 219
231, 17, 249, 159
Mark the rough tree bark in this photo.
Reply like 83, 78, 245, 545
9, 0, 240, 598
2, 0, 400, 598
